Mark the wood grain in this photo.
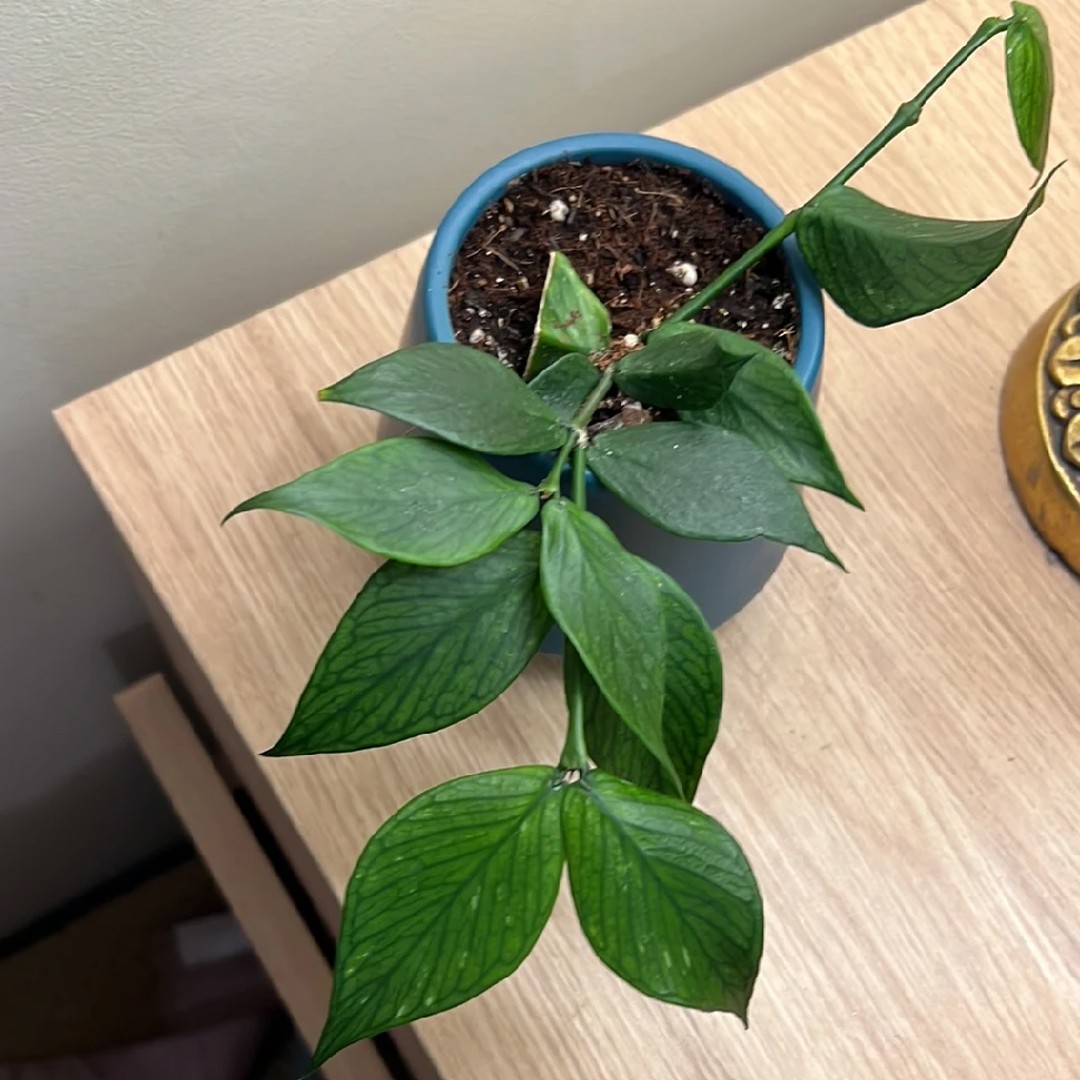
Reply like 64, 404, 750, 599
60, 1, 1080, 1076
114, 677, 390, 1080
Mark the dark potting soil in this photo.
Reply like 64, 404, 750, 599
448, 159, 799, 431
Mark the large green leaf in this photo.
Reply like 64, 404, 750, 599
588, 423, 840, 565
540, 499, 677, 792
524, 252, 612, 379
615, 323, 757, 410
681, 350, 861, 508
528, 351, 601, 426
1006, 3, 1054, 172
314, 767, 564, 1065
268, 533, 550, 754
583, 563, 722, 801
227, 438, 538, 566
563, 772, 763, 1020
796, 171, 1058, 327
320, 343, 565, 455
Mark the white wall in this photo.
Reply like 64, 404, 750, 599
0, 0, 907, 936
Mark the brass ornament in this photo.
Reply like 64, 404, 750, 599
1000, 286, 1080, 573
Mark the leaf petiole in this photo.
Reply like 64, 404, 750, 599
559, 645, 590, 772
571, 444, 588, 506
557, 450, 595, 773
539, 432, 578, 496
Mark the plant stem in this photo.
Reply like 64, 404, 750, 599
667, 14, 1012, 326
539, 368, 615, 494
559, 645, 590, 771
571, 442, 587, 506
668, 212, 799, 324
573, 367, 617, 429
822, 15, 1011, 189
558, 444, 591, 772
539, 433, 577, 496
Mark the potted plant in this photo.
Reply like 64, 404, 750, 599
227, 6, 1054, 1069
402, 133, 830, 632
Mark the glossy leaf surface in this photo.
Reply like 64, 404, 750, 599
681, 351, 860, 508
540, 499, 676, 791
563, 772, 763, 1020
1006, 2, 1054, 171
314, 767, 564, 1064
227, 438, 538, 566
616, 323, 758, 409
796, 172, 1058, 326
321, 343, 564, 455
588, 423, 839, 564
528, 351, 601, 425
269, 533, 550, 754
525, 252, 611, 379
583, 563, 721, 801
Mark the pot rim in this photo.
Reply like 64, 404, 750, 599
421, 131, 824, 392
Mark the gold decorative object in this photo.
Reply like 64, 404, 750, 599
1001, 285, 1080, 573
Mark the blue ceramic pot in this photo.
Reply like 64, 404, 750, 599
405, 132, 825, 629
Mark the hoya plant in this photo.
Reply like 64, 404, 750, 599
228, 7, 1054, 1067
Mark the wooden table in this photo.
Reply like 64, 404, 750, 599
57, 1, 1080, 1076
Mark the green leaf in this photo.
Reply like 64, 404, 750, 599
524, 252, 612, 379
583, 564, 721, 801
269, 533, 550, 754
562, 772, 763, 1021
540, 499, 678, 793
227, 438, 539, 567
1006, 3, 1054, 172
528, 351, 601, 425
615, 323, 758, 409
320, 343, 564, 455
314, 767, 564, 1065
681, 350, 861, 508
588, 423, 840, 565
796, 171, 1059, 327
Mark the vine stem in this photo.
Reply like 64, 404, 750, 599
557, 448, 594, 772
571, 442, 587, 505
668, 213, 799, 324
539, 368, 615, 495
553, 11, 1015, 775
667, 14, 1012, 326
559, 648, 590, 771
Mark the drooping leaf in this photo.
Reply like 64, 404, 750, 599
562, 772, 763, 1021
588, 423, 840, 565
1006, 3, 1054, 172
524, 252, 612, 379
269, 533, 550, 754
540, 499, 678, 792
583, 563, 722, 801
227, 438, 539, 566
320, 343, 564, 455
796, 169, 1060, 327
681, 351, 861, 508
314, 767, 564, 1065
528, 351, 601, 425
615, 323, 758, 410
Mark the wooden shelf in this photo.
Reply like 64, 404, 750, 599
58, 2, 1080, 1076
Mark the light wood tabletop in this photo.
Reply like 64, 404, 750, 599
57, 1, 1080, 1076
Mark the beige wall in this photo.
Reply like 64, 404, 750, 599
0, 0, 908, 935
